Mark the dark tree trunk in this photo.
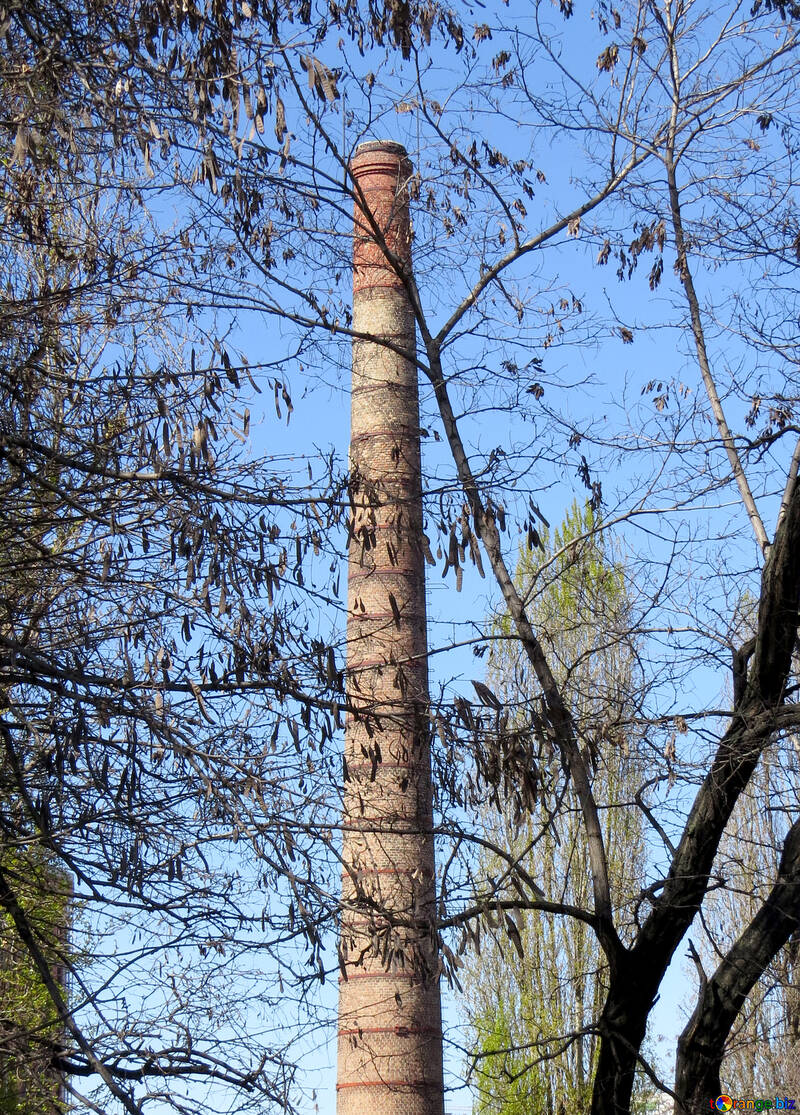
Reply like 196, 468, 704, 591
590, 481, 800, 1113
591, 948, 667, 1115
591, 990, 651, 1115
674, 821, 800, 1113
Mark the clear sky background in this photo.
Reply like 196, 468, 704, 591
119, 0, 797, 1107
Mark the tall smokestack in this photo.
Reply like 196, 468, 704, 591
337, 141, 444, 1115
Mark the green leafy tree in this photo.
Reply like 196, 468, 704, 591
0, 848, 71, 1114
463, 504, 647, 1114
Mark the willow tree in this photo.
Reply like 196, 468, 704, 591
462, 505, 647, 1114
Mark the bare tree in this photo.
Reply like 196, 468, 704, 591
4, 0, 800, 1113
689, 739, 800, 1097
1, 4, 356, 1109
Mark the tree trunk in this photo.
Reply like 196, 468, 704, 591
591, 954, 658, 1115
589, 475, 800, 1111
674, 821, 800, 1112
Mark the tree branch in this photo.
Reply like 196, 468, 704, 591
424, 346, 620, 960
674, 819, 800, 1110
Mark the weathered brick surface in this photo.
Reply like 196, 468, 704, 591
337, 141, 443, 1115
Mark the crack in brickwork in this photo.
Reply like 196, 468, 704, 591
337, 141, 444, 1115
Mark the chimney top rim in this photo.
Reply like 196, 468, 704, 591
352, 139, 409, 159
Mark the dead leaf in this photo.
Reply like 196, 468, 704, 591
301, 55, 339, 102
596, 43, 619, 72
275, 95, 287, 142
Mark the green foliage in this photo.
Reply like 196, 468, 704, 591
542, 502, 624, 618
0, 848, 69, 1114
471, 992, 550, 1115
464, 502, 646, 1114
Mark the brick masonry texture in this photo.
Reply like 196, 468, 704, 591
337, 141, 444, 1115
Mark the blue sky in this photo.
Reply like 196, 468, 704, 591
54, 0, 800, 1108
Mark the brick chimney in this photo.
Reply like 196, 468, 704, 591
336, 140, 444, 1115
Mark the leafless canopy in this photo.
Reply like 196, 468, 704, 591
2, 0, 800, 1112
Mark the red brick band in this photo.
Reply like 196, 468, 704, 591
351, 382, 417, 397
348, 610, 425, 621
353, 263, 409, 295
338, 1026, 441, 1037
339, 930, 432, 942
351, 428, 420, 441
343, 915, 433, 928
344, 722, 418, 733
349, 567, 418, 580
353, 867, 426, 877
344, 710, 419, 723
353, 268, 410, 295
342, 818, 430, 829
352, 266, 409, 293
348, 656, 425, 671
337, 1080, 444, 1091
349, 527, 423, 539
346, 761, 416, 771
339, 971, 423, 981
348, 478, 418, 490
